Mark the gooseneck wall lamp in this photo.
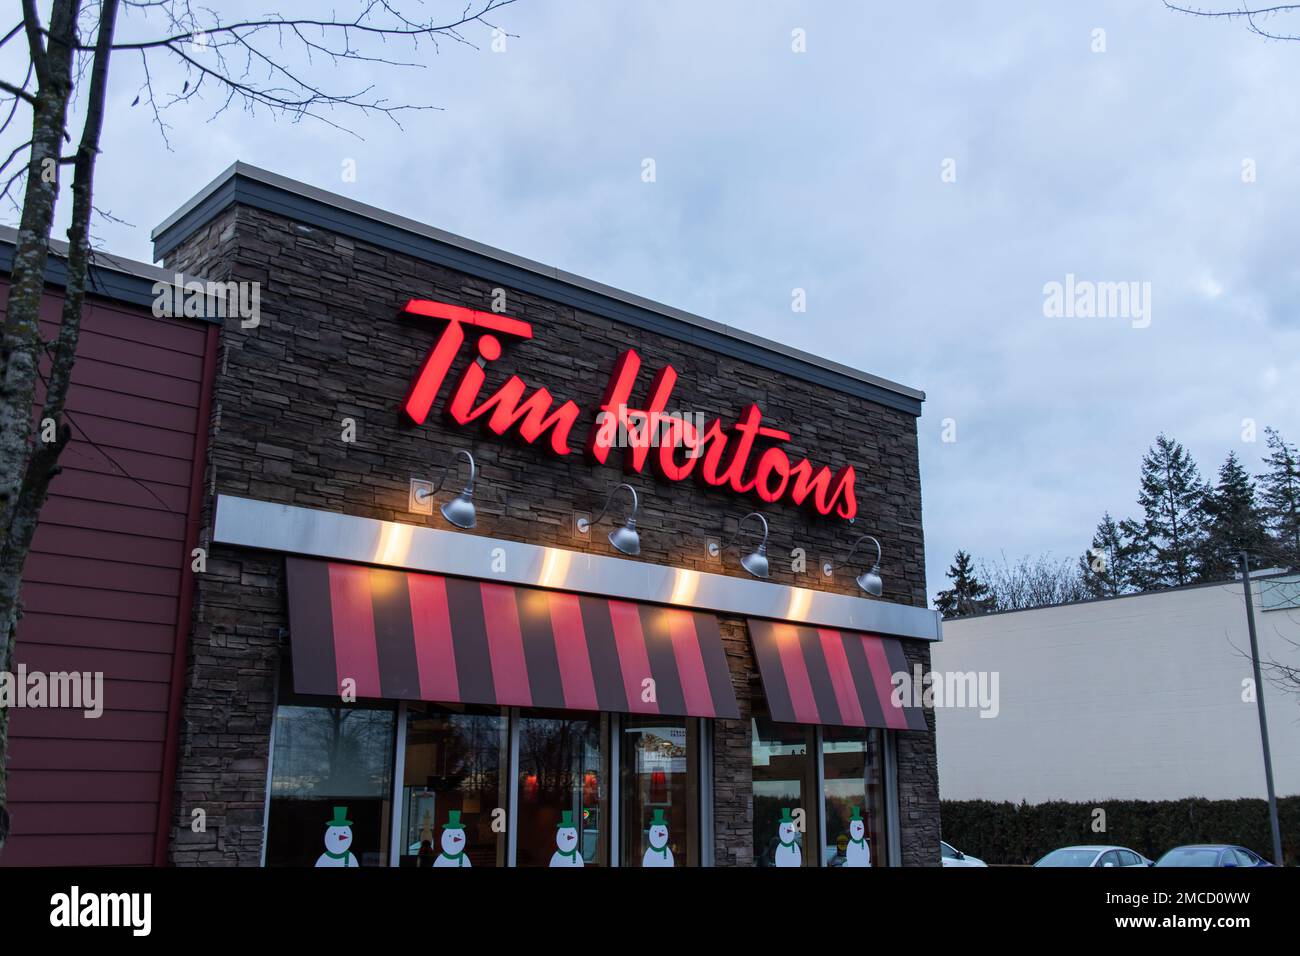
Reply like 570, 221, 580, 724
708, 512, 770, 578
577, 483, 641, 556
415, 449, 479, 530
823, 533, 884, 596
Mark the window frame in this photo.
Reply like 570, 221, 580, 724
260, 694, 400, 868
815, 725, 891, 867
260, 693, 723, 870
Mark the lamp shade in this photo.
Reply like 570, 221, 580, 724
440, 490, 476, 530
740, 544, 769, 579
608, 520, 640, 556
857, 565, 883, 597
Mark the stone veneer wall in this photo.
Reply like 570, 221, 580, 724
161, 201, 937, 866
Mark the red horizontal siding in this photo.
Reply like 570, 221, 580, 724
38, 497, 187, 541
9, 738, 165, 771
0, 676, 171, 713
38, 467, 190, 513
19, 582, 177, 624
38, 324, 206, 380
49, 443, 193, 487
42, 411, 197, 459
56, 354, 204, 407
23, 553, 182, 597
13, 614, 175, 654
11, 770, 161, 803
8, 801, 160, 835
41, 301, 208, 355
6, 706, 169, 742
1, 280, 215, 867
2, 833, 155, 867
16, 644, 174, 682
54, 381, 200, 433
30, 525, 187, 569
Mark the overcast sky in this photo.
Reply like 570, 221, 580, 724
7, 0, 1300, 600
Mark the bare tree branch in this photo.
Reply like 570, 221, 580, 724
1165, 1, 1300, 41
21, 1, 49, 84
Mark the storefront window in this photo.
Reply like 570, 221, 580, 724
751, 713, 816, 867
821, 726, 887, 867
515, 710, 608, 867
399, 703, 509, 867
265, 703, 396, 867
620, 716, 699, 867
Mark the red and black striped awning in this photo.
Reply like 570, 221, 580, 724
747, 619, 926, 731
285, 558, 739, 719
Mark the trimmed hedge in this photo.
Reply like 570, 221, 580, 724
940, 798, 1298, 866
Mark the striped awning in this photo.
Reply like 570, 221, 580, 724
747, 619, 926, 730
285, 558, 739, 719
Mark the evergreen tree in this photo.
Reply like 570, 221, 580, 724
1260, 427, 1300, 569
1127, 434, 1207, 589
935, 550, 992, 619
1198, 452, 1271, 580
1078, 512, 1136, 597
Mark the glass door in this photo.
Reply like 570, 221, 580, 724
398, 703, 509, 867
514, 709, 609, 867
750, 712, 817, 867
620, 716, 700, 867
820, 726, 887, 866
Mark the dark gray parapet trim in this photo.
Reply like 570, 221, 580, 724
0, 224, 222, 322
153, 162, 926, 416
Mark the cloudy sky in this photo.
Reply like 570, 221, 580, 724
8, 0, 1300, 600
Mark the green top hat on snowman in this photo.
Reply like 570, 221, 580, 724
327, 806, 352, 827
556, 810, 577, 828
849, 806, 863, 821
778, 807, 795, 824
649, 809, 668, 826
443, 810, 465, 831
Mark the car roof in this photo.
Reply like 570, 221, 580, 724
1166, 845, 1231, 850
1053, 846, 1122, 852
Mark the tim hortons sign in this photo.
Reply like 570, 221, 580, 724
400, 298, 858, 519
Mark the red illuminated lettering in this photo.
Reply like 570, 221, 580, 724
402, 299, 858, 519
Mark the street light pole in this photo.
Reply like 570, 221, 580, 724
1240, 552, 1283, 866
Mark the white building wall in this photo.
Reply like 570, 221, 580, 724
932, 577, 1300, 804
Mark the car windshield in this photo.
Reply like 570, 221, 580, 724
1035, 849, 1099, 867
1156, 848, 1221, 867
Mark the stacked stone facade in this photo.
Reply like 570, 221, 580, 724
161, 197, 938, 866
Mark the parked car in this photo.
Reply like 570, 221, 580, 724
941, 840, 987, 867
1154, 845, 1274, 867
1034, 846, 1153, 867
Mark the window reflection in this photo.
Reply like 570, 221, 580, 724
621, 717, 698, 866
265, 704, 395, 867
515, 710, 607, 867
821, 726, 887, 867
750, 713, 815, 867
400, 704, 508, 867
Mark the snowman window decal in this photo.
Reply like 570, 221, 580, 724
433, 810, 471, 867
642, 809, 674, 867
549, 810, 584, 867
774, 807, 801, 868
843, 806, 871, 867
315, 806, 359, 867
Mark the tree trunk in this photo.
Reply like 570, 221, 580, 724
0, 0, 99, 857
